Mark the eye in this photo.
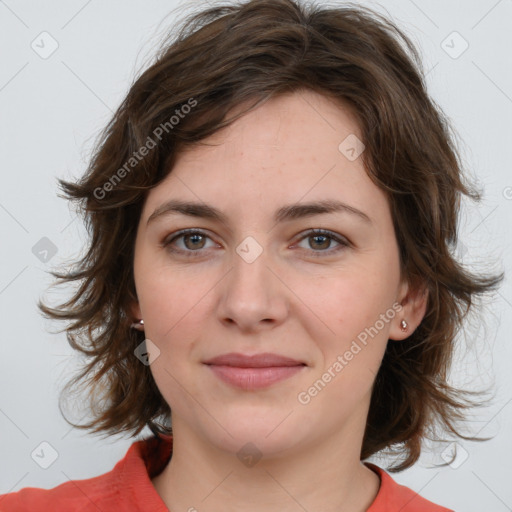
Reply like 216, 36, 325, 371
294, 229, 349, 256
162, 229, 218, 257
162, 228, 350, 259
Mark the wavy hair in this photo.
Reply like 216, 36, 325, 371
39, 0, 503, 471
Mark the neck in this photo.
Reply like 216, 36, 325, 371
152, 415, 380, 512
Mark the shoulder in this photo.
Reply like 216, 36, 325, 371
0, 470, 121, 511
366, 463, 454, 512
0, 435, 172, 512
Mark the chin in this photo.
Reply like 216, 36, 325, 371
196, 412, 305, 458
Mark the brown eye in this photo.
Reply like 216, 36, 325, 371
308, 234, 331, 250
295, 229, 349, 257
182, 233, 207, 250
162, 229, 217, 257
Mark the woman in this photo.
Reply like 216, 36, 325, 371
0, 0, 502, 510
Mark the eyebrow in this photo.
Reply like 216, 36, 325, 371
146, 199, 372, 226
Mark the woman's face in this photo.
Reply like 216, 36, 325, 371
132, 90, 415, 458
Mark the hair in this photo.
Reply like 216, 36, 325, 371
39, 0, 503, 471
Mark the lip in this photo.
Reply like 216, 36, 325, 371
203, 352, 306, 390
203, 352, 304, 367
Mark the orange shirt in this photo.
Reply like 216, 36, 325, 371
0, 435, 453, 511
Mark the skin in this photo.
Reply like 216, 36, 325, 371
130, 89, 427, 512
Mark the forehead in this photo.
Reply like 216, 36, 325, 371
141, 90, 388, 226
180, 90, 363, 159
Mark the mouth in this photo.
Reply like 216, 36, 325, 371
203, 352, 306, 390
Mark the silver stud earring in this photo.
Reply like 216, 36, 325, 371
131, 319, 144, 331
400, 319, 408, 332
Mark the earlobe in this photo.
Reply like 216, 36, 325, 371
128, 301, 144, 331
131, 319, 145, 331
389, 282, 428, 341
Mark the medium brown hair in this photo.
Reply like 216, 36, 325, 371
40, 0, 503, 471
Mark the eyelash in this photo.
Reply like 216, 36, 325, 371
161, 228, 350, 258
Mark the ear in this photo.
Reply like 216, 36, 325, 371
130, 301, 142, 321
128, 289, 142, 322
388, 279, 428, 341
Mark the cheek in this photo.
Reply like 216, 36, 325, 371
139, 275, 213, 407
134, 239, 214, 329
297, 276, 394, 413
294, 260, 399, 382
134, 262, 217, 375
301, 266, 398, 337
142, 282, 210, 342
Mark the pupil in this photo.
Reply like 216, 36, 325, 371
186, 234, 204, 249
312, 235, 329, 249
183, 234, 331, 251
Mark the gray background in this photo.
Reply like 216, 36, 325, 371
0, 0, 511, 510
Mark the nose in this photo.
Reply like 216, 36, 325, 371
216, 241, 289, 333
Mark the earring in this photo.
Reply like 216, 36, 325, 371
131, 319, 144, 331
400, 319, 408, 332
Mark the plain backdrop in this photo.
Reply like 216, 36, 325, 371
0, 0, 511, 510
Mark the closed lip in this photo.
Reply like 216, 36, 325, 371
203, 352, 306, 368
